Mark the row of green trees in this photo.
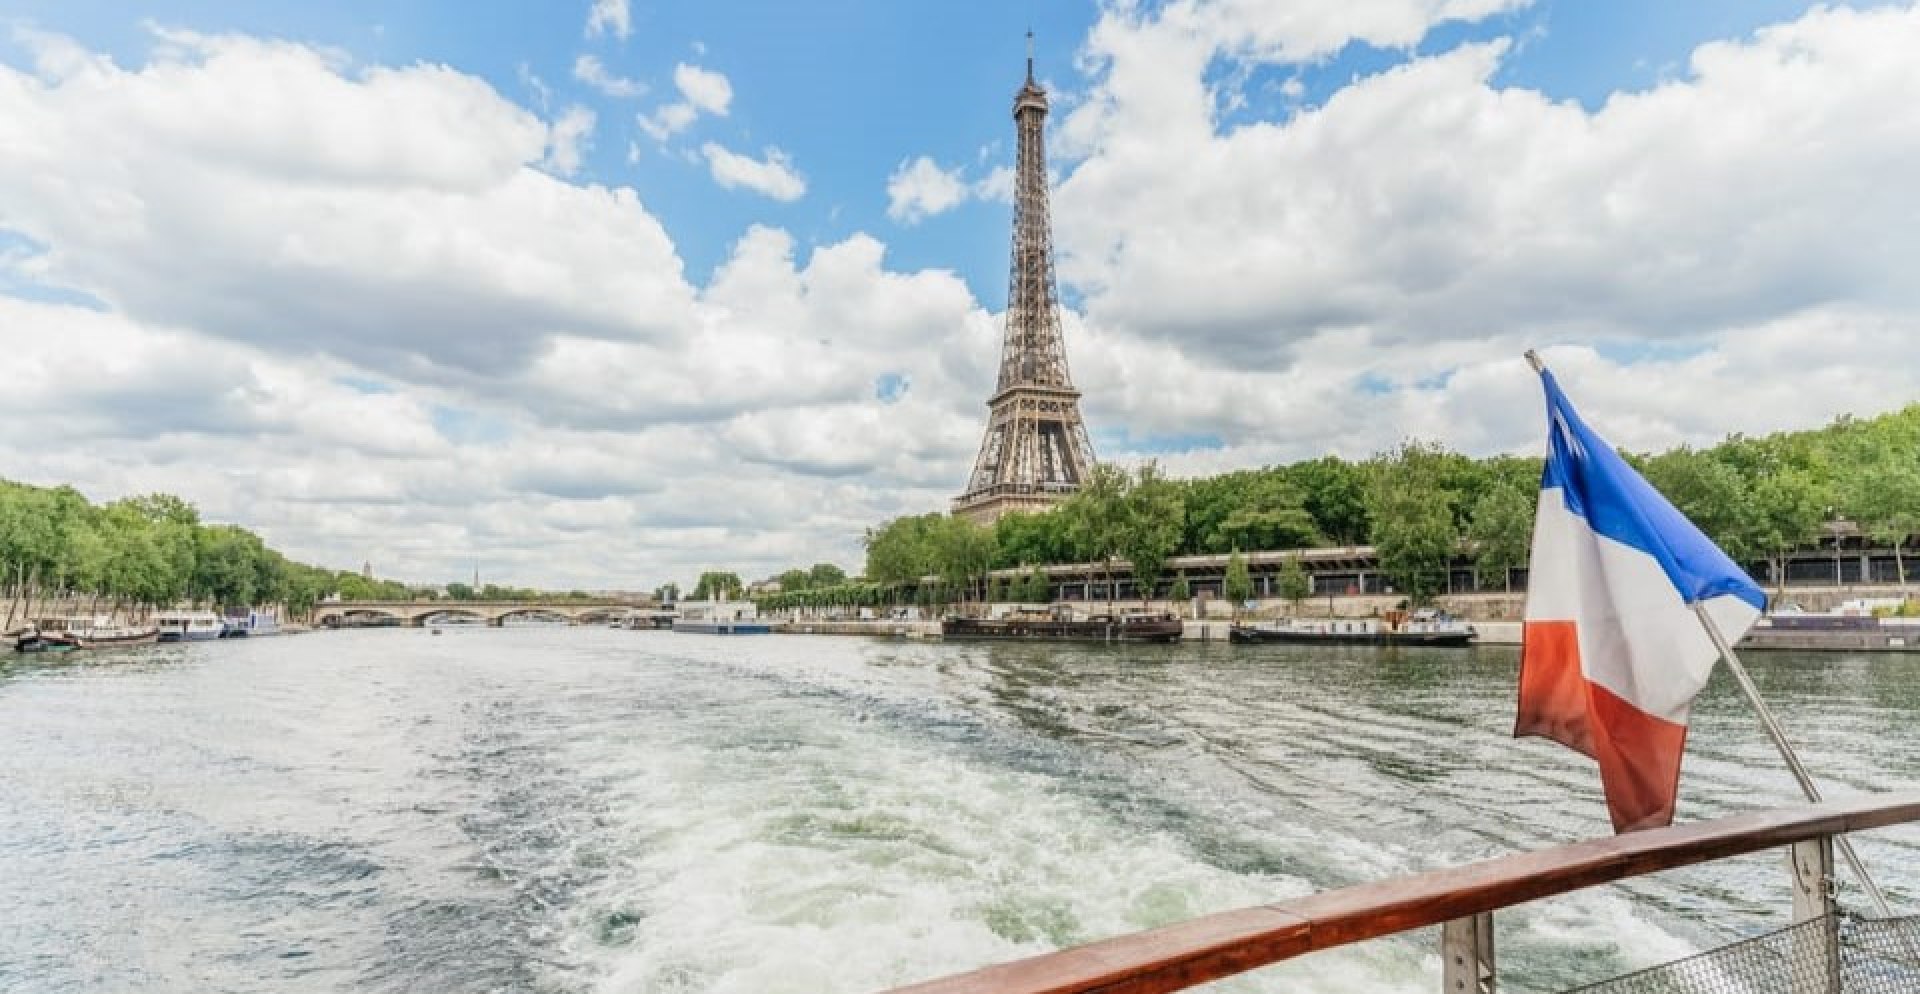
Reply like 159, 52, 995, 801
0, 480, 372, 619
833, 403, 1920, 607
0, 479, 621, 623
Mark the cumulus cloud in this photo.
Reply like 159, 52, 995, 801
543, 104, 595, 175
585, 0, 630, 40
886, 156, 969, 223
638, 62, 731, 141
572, 54, 644, 98
4, 7, 1920, 591
701, 143, 806, 201
1052, 3, 1920, 372
0, 29, 696, 378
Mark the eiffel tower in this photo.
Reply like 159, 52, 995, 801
953, 40, 1096, 525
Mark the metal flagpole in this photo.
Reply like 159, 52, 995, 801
1692, 602, 1896, 917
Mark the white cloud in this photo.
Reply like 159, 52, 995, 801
886, 156, 969, 223
585, 0, 630, 41
572, 54, 644, 98
543, 104, 596, 176
637, 63, 731, 141
0, 28, 695, 379
973, 165, 1015, 204
701, 143, 806, 201
638, 101, 698, 141
1054, 3, 1920, 368
4, 8, 1920, 592
672, 63, 732, 115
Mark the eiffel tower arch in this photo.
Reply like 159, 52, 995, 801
953, 43, 1096, 526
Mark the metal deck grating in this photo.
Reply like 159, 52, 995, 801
1561, 915, 1920, 994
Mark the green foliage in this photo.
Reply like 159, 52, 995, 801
992, 511, 1073, 568
987, 576, 1007, 603
1366, 440, 1462, 604
1466, 483, 1534, 591
0, 480, 356, 615
1059, 462, 1187, 604
1024, 566, 1051, 603
1845, 457, 1920, 584
1119, 462, 1186, 601
691, 571, 743, 600
1277, 555, 1311, 605
1169, 571, 1191, 602
1223, 551, 1253, 609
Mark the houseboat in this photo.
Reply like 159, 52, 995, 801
155, 610, 226, 642
1230, 608, 1476, 647
671, 599, 773, 635
941, 606, 1184, 643
13, 617, 159, 651
1739, 600, 1920, 652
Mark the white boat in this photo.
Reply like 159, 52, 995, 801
219, 610, 281, 638
155, 610, 225, 642
672, 599, 773, 635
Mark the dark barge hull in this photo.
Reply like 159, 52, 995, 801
1228, 626, 1475, 647
1736, 630, 1920, 652
941, 617, 1184, 643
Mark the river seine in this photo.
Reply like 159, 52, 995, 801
1, 628, 1915, 993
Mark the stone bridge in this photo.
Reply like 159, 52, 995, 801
313, 599, 653, 628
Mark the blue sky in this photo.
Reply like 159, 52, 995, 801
0, 0, 1850, 302
1, 0, 1916, 587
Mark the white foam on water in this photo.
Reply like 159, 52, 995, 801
547, 657, 1442, 994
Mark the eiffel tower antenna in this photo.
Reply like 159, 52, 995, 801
952, 37, 1096, 525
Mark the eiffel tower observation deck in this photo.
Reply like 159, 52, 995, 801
953, 40, 1097, 526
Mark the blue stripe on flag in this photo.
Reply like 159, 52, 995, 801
1539, 370, 1766, 611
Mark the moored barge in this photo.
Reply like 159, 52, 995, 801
941, 608, 1183, 643
1229, 608, 1476, 647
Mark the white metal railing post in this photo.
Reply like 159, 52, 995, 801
1789, 835, 1840, 993
1442, 912, 1495, 994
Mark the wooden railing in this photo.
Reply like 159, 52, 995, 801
879, 793, 1920, 994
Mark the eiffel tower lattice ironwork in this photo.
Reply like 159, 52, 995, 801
953, 41, 1096, 525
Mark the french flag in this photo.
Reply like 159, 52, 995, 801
1517, 367, 1766, 833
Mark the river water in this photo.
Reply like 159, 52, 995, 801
1, 629, 1915, 994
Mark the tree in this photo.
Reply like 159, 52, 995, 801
1062, 463, 1133, 607
1168, 571, 1191, 603
1847, 459, 1920, 586
864, 513, 946, 589
1289, 456, 1373, 545
1466, 484, 1534, 592
445, 582, 475, 600
1223, 551, 1253, 619
691, 571, 743, 600
776, 568, 812, 592
1367, 440, 1462, 604
1120, 461, 1185, 605
808, 562, 847, 588
932, 516, 998, 605
987, 575, 1007, 603
1025, 566, 1051, 603
1277, 554, 1311, 609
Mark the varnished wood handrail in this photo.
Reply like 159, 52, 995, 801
881, 792, 1920, 994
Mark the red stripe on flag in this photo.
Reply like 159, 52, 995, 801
1517, 620, 1689, 833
